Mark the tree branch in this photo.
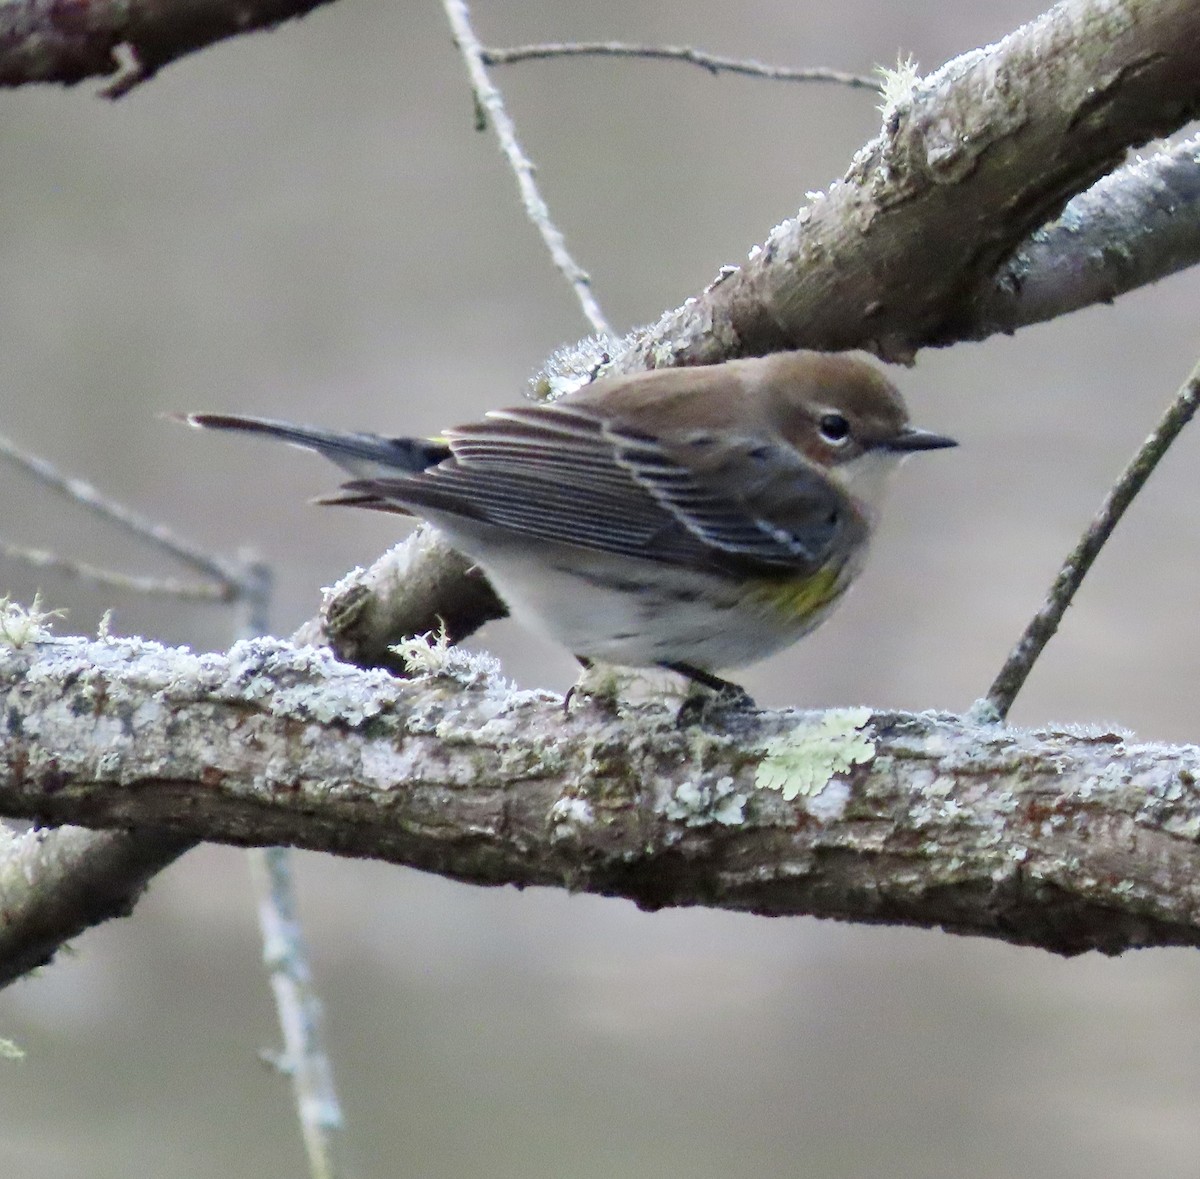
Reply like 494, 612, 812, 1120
480, 41, 882, 92
607, 0, 1200, 371
2, 634, 1199, 967
969, 132, 1200, 337
0, 824, 191, 985
985, 354, 1200, 718
0, 0, 332, 96
8, 0, 1200, 987
327, 0, 1200, 663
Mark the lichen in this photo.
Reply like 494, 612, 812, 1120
222, 637, 404, 726
755, 708, 875, 802
0, 594, 65, 648
391, 626, 506, 691
663, 775, 747, 827
876, 53, 921, 115
547, 796, 596, 841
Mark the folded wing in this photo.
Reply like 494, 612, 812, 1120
343, 402, 853, 576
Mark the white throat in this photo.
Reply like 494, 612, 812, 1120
831, 449, 904, 522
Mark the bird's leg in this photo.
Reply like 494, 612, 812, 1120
662, 662, 757, 725
563, 656, 592, 713
564, 655, 624, 713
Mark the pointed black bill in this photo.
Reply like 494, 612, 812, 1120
886, 427, 958, 452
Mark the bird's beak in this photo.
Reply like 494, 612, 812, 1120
886, 427, 957, 452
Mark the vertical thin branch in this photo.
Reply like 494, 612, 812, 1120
240, 559, 346, 1179
249, 848, 344, 1179
441, 0, 613, 338
985, 356, 1200, 719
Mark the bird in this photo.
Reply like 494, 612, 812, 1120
184, 350, 954, 696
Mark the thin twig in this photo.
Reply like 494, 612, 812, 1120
249, 848, 344, 1179
441, 0, 612, 337
482, 41, 883, 92
240, 559, 345, 1179
0, 538, 234, 601
985, 356, 1200, 719
0, 431, 249, 592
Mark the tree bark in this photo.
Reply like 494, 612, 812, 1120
2, 634, 1198, 987
0, 0, 333, 95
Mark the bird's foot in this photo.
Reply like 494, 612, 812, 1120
663, 663, 757, 727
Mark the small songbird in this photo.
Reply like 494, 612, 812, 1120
185, 351, 954, 692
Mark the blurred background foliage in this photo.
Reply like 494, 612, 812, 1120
3, 1, 1200, 1175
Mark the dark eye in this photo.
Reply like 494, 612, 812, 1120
818, 413, 851, 444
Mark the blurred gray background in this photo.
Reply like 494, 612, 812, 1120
4, 0, 1200, 1175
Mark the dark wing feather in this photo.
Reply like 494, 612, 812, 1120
608, 427, 848, 567
341, 402, 852, 575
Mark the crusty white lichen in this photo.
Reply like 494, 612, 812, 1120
223, 637, 405, 726
547, 796, 596, 842
663, 775, 748, 827
532, 333, 629, 400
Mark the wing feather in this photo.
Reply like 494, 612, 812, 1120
344, 402, 855, 574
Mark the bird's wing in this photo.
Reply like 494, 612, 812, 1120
344, 403, 850, 574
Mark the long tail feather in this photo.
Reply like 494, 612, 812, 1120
180, 413, 450, 480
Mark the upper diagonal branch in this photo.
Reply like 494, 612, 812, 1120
2, 634, 1199, 973
611, 0, 1200, 370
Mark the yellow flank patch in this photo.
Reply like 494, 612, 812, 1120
746, 564, 844, 619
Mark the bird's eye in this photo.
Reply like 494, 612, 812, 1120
818, 413, 851, 444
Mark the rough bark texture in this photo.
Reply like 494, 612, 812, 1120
7, 0, 1200, 986
320, 0, 1200, 659
2, 634, 1199, 977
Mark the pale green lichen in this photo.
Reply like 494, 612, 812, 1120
391, 625, 505, 691
877, 53, 920, 114
0, 594, 65, 648
0, 1037, 25, 1061
755, 708, 875, 802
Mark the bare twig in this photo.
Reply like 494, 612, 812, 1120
0, 538, 234, 602
249, 848, 344, 1179
482, 41, 883, 92
441, 0, 612, 337
985, 355, 1200, 720
0, 431, 249, 592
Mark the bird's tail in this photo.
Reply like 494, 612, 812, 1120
180, 413, 451, 483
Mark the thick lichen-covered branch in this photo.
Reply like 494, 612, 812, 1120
2, 634, 1199, 981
